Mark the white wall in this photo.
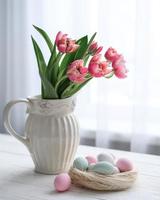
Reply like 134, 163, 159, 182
0, 0, 7, 132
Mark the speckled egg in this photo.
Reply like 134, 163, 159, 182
73, 157, 88, 171
54, 173, 71, 192
85, 156, 97, 165
88, 161, 114, 175
116, 158, 133, 172
97, 153, 115, 165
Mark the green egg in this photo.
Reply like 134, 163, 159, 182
73, 157, 88, 171
89, 161, 114, 175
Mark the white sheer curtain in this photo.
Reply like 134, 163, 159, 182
1, 0, 160, 154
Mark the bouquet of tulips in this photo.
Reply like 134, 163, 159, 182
32, 25, 127, 99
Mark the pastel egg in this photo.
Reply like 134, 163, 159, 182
116, 158, 133, 172
85, 156, 97, 164
73, 157, 88, 171
112, 166, 120, 174
54, 173, 71, 192
97, 153, 115, 165
88, 161, 114, 175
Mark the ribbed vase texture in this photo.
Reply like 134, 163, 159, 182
25, 96, 80, 174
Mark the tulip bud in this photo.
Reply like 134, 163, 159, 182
89, 42, 103, 55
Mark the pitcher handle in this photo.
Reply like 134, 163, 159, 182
3, 99, 30, 147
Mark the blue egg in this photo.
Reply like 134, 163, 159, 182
88, 161, 114, 175
73, 157, 88, 171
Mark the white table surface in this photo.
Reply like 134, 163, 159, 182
0, 134, 160, 200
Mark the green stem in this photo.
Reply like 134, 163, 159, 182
51, 52, 63, 86
61, 77, 92, 98
83, 54, 90, 65
55, 75, 68, 93
83, 32, 97, 59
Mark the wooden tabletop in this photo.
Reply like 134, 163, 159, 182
0, 134, 160, 200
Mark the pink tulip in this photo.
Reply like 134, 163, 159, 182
89, 41, 103, 55
55, 31, 79, 53
88, 54, 112, 77
112, 55, 125, 69
112, 55, 127, 78
67, 60, 88, 83
105, 47, 119, 62
55, 32, 67, 45
96, 46, 103, 54
114, 65, 128, 79
90, 54, 101, 63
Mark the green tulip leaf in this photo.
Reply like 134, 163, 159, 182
31, 36, 58, 98
46, 52, 62, 86
58, 52, 76, 79
61, 77, 92, 98
87, 32, 97, 48
74, 35, 88, 60
56, 77, 71, 97
33, 25, 54, 53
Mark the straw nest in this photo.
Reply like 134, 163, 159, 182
69, 167, 137, 191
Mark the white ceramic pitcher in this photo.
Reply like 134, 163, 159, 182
3, 95, 80, 174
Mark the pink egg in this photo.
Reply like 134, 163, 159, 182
116, 158, 133, 172
54, 173, 71, 192
85, 156, 97, 165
